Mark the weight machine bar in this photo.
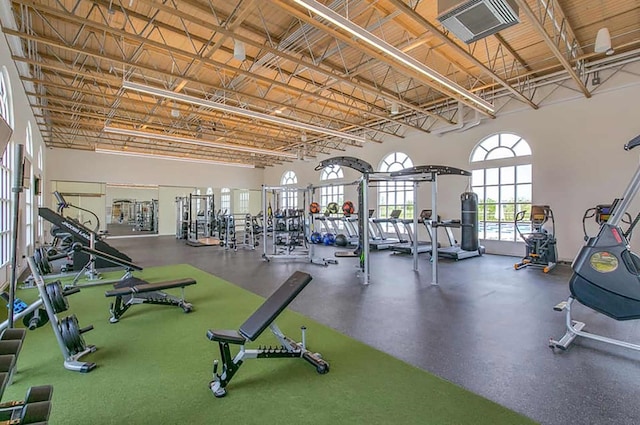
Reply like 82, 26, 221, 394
8, 144, 24, 328
413, 181, 419, 271
26, 257, 71, 359
432, 174, 439, 285
608, 161, 640, 229
362, 175, 370, 285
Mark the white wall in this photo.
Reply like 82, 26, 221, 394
265, 82, 640, 262
46, 149, 264, 188
0, 27, 48, 286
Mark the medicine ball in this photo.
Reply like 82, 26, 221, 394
309, 202, 321, 214
342, 201, 355, 216
326, 202, 339, 214
334, 234, 348, 247
323, 233, 335, 246
310, 232, 322, 244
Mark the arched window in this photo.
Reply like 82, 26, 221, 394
281, 171, 298, 209
470, 133, 532, 241
220, 188, 231, 213
377, 152, 414, 224
0, 66, 13, 128
0, 68, 13, 266
319, 165, 344, 213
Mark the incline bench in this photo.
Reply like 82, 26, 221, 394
71, 243, 197, 323
207, 271, 329, 398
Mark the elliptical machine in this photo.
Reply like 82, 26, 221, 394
514, 205, 558, 273
550, 134, 640, 352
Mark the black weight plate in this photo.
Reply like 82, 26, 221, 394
58, 317, 72, 354
66, 315, 86, 354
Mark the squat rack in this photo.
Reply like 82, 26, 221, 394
316, 157, 471, 286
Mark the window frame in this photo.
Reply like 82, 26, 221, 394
281, 170, 298, 210
0, 68, 13, 267
470, 133, 532, 242
377, 152, 415, 225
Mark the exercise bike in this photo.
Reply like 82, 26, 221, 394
550, 133, 640, 352
514, 205, 558, 273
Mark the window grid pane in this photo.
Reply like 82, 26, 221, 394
377, 153, 414, 232
471, 134, 532, 242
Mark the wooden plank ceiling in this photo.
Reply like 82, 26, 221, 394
2, 0, 639, 167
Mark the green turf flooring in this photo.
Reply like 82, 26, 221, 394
3, 265, 537, 424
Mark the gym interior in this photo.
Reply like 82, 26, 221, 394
0, 1, 639, 424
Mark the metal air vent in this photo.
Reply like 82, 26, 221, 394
437, 0, 520, 44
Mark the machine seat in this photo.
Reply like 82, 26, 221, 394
206, 329, 247, 344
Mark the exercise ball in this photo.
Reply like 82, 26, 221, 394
310, 232, 322, 244
334, 234, 348, 247
323, 233, 335, 246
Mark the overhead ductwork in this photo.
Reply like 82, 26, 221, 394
437, 0, 520, 44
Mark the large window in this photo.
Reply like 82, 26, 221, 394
281, 171, 298, 209
319, 165, 344, 212
377, 152, 414, 224
470, 133, 532, 241
220, 188, 231, 213
0, 68, 13, 266
238, 190, 249, 214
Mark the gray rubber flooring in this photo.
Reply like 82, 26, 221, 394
108, 236, 640, 425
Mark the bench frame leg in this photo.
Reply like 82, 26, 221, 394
109, 288, 193, 323
549, 297, 640, 352
210, 323, 329, 398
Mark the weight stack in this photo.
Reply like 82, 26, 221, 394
461, 192, 479, 251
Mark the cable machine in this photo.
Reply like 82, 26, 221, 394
261, 185, 334, 266
185, 194, 217, 247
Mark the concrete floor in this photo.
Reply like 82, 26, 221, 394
108, 235, 640, 425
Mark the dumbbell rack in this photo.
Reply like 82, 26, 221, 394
26, 256, 97, 373
0, 329, 53, 424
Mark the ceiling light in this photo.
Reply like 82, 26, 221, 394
594, 27, 614, 55
95, 148, 255, 168
122, 81, 367, 143
390, 102, 399, 115
103, 125, 298, 159
233, 40, 246, 61
292, 0, 495, 115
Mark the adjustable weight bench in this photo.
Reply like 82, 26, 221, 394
105, 276, 196, 323
70, 243, 197, 323
207, 271, 329, 398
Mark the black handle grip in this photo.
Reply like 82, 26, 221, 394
62, 287, 81, 297
79, 325, 94, 334
624, 134, 640, 151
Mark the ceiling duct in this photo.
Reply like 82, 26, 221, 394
437, 0, 519, 44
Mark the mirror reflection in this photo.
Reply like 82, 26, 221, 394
105, 184, 159, 236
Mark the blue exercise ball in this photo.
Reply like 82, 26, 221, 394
323, 233, 335, 245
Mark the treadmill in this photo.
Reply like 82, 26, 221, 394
370, 209, 405, 250
390, 210, 434, 255
427, 211, 485, 260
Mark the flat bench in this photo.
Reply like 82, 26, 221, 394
207, 271, 329, 398
105, 276, 196, 323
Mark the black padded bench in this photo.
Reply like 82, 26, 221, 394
207, 271, 329, 398
105, 276, 196, 323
